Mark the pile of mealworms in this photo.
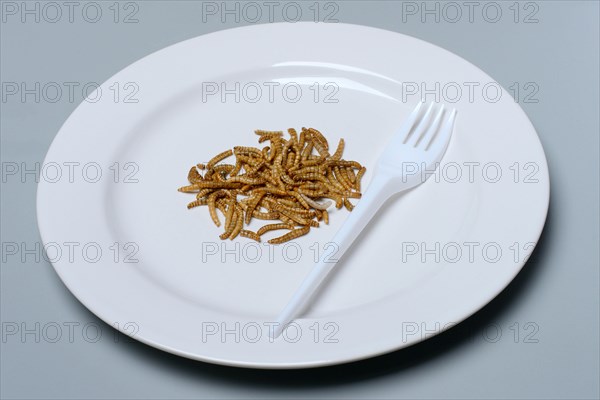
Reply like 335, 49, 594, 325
178, 128, 366, 244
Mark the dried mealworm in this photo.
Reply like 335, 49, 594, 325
195, 181, 242, 189
219, 208, 237, 239
279, 214, 295, 226
290, 190, 311, 209
307, 128, 329, 150
291, 166, 323, 176
245, 192, 265, 224
344, 198, 354, 211
234, 146, 263, 157
326, 160, 363, 169
345, 167, 356, 184
331, 138, 345, 161
227, 176, 266, 185
187, 199, 206, 209
300, 194, 332, 210
356, 166, 366, 191
334, 166, 353, 190
240, 230, 261, 242
178, 184, 200, 193
298, 130, 306, 150
268, 226, 310, 244
224, 197, 236, 231
344, 191, 362, 199
206, 149, 233, 169
258, 132, 283, 143
326, 170, 347, 193
188, 166, 203, 183
252, 210, 280, 220
300, 157, 325, 168
323, 210, 329, 224
278, 208, 318, 227
257, 223, 292, 236
229, 207, 244, 239
297, 187, 324, 197
255, 130, 283, 136
301, 141, 313, 160
208, 191, 225, 227
287, 128, 298, 143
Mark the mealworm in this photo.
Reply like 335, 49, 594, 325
331, 138, 345, 161
256, 186, 289, 196
227, 176, 266, 185
301, 141, 313, 160
344, 198, 354, 211
219, 207, 237, 239
240, 230, 261, 242
287, 128, 298, 143
291, 166, 323, 176
188, 166, 203, 183
279, 214, 295, 226
290, 190, 311, 209
356, 167, 366, 191
326, 170, 347, 193
208, 191, 225, 227
300, 194, 332, 210
307, 128, 329, 150
245, 192, 265, 224
229, 207, 244, 239
345, 167, 356, 184
234, 146, 263, 157
207, 149, 233, 169
300, 157, 325, 167
258, 133, 283, 143
257, 223, 291, 236
195, 181, 242, 189
334, 166, 353, 190
285, 152, 296, 169
277, 198, 302, 208
278, 207, 319, 227
187, 199, 206, 209
298, 130, 306, 150
178, 184, 200, 193
297, 187, 323, 197
344, 191, 362, 199
326, 160, 362, 169
280, 172, 295, 185
268, 226, 310, 244
252, 210, 280, 220
224, 197, 236, 231
255, 130, 283, 136
264, 198, 314, 217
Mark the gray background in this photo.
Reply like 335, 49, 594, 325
1, 1, 599, 399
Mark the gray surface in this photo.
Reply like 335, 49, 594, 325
1, 1, 599, 399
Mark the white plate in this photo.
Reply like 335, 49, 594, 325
37, 23, 549, 368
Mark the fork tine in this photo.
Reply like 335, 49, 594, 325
417, 105, 445, 149
400, 101, 425, 143
427, 108, 457, 153
405, 102, 435, 146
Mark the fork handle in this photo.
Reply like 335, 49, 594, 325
272, 173, 398, 338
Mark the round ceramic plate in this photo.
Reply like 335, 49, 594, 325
37, 23, 549, 368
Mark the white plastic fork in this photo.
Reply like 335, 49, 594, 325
271, 102, 457, 338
